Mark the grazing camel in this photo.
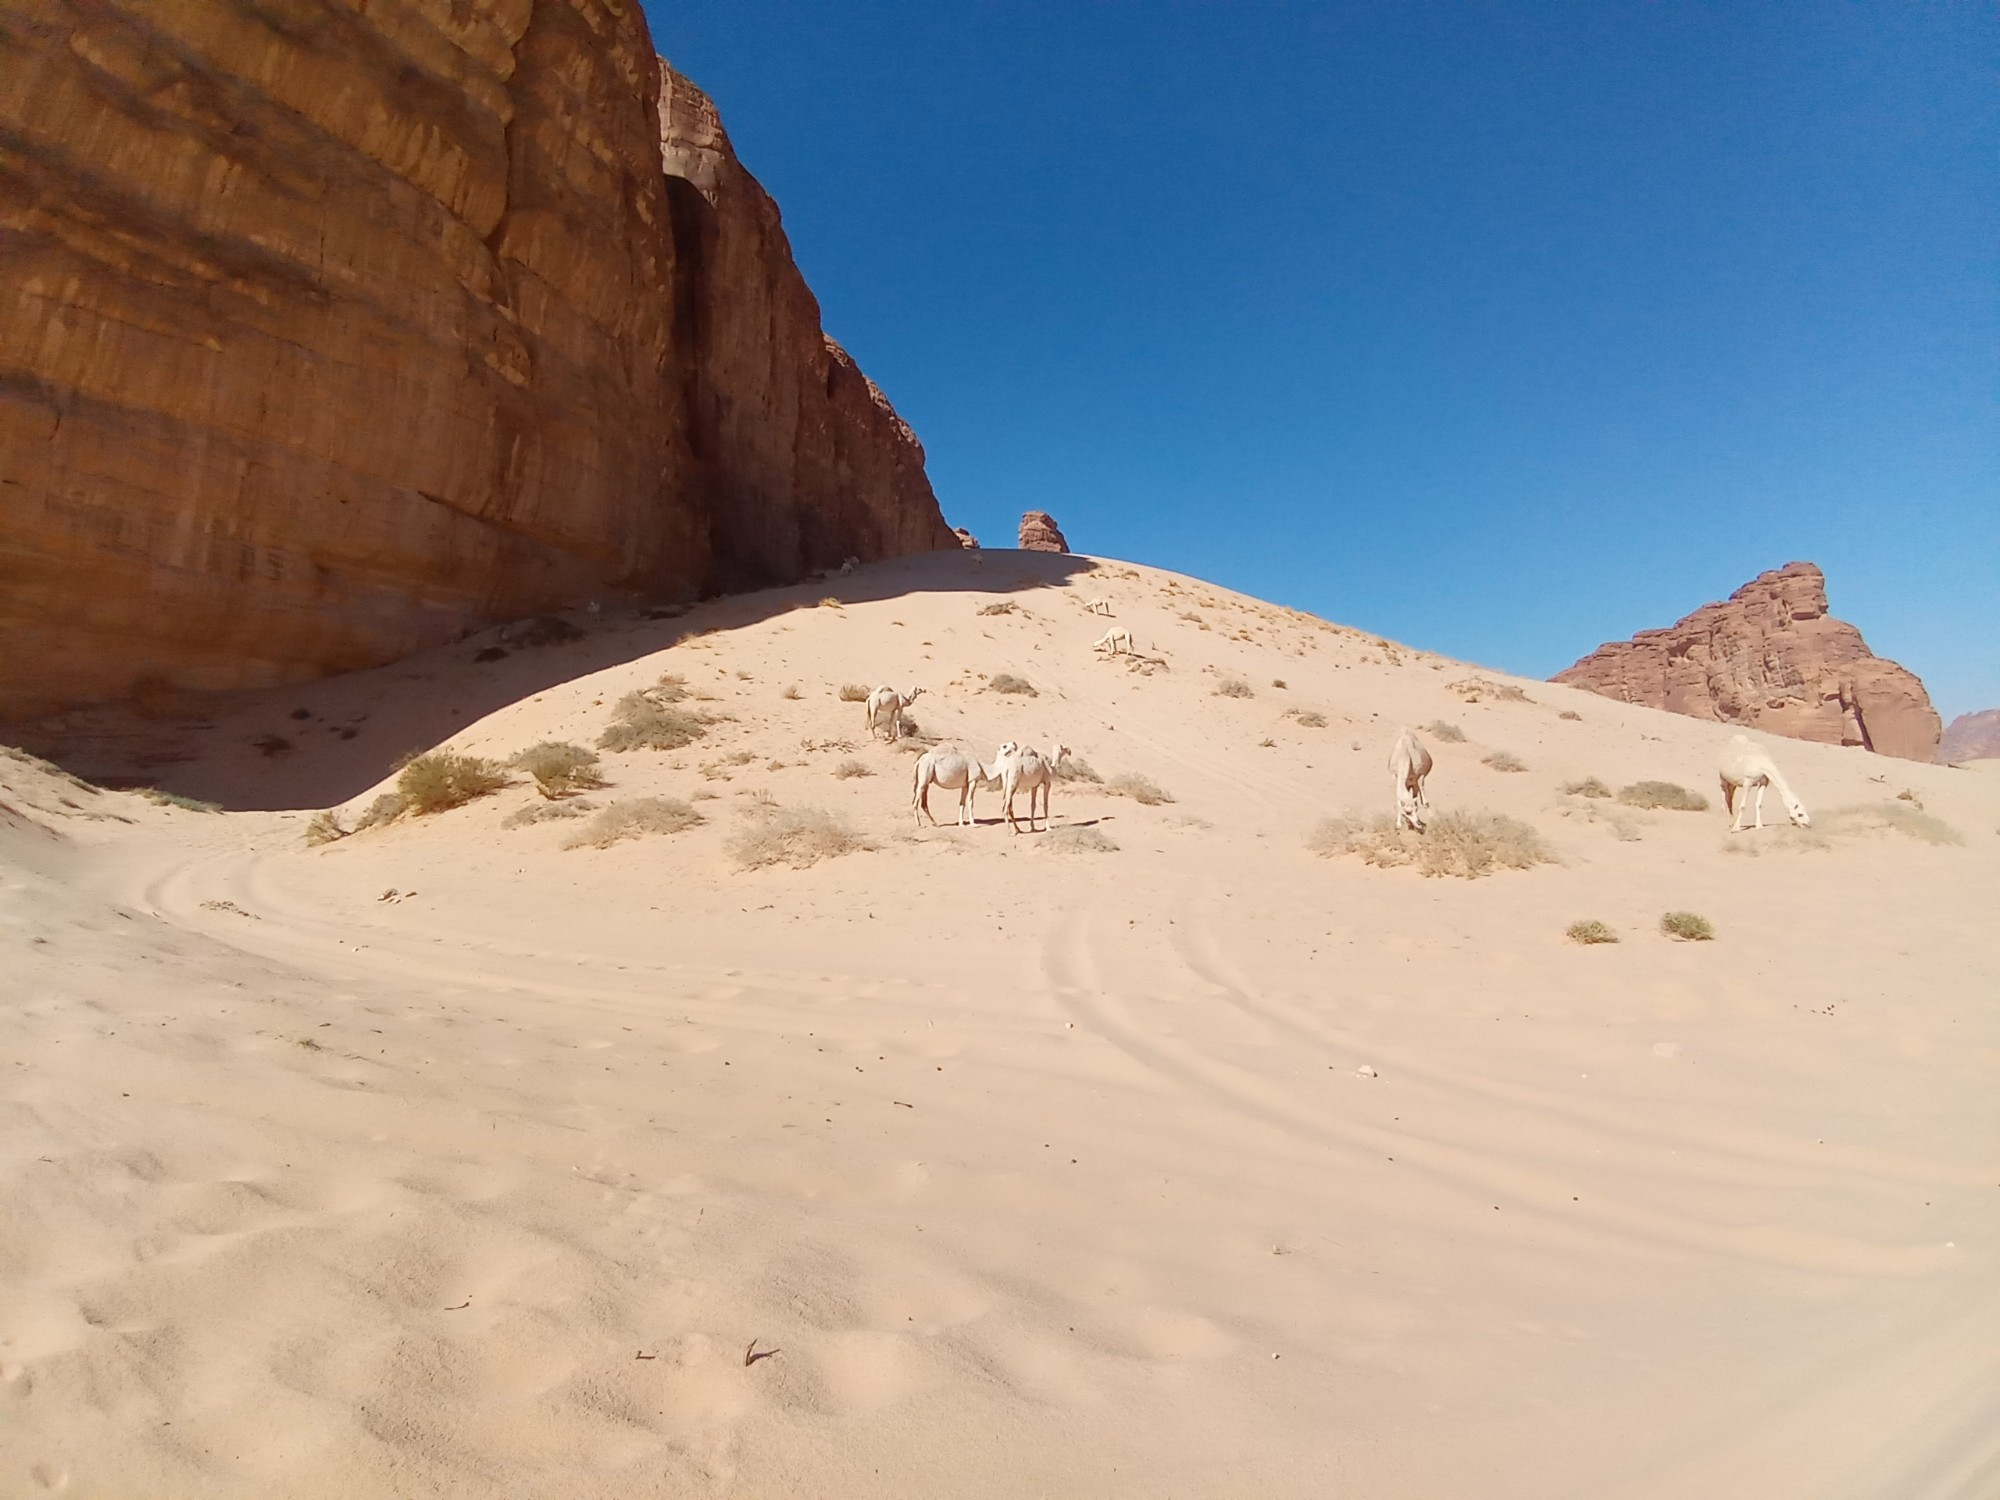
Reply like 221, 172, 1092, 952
1389, 728, 1434, 832
865, 685, 924, 742
911, 746, 1001, 827
996, 742, 1072, 833
1081, 597, 1114, 616
1718, 734, 1810, 831
1092, 627, 1135, 656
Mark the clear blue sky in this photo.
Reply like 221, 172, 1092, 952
642, 2, 1996, 718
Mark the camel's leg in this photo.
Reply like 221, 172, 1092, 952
917, 778, 939, 828
1752, 781, 1767, 830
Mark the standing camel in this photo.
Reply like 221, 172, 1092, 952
1718, 734, 1810, 831
1390, 728, 1434, 832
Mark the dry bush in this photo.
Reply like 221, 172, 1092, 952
503, 799, 593, 829
1426, 721, 1466, 743
1214, 678, 1254, 698
1559, 709, 1583, 721
1562, 777, 1613, 798
1566, 919, 1618, 945
1661, 911, 1714, 941
819, 596, 842, 609
990, 673, 1037, 696
1309, 810, 1554, 879
305, 811, 347, 846
832, 758, 873, 779
728, 803, 868, 869
1105, 772, 1174, 805
653, 673, 689, 700
508, 741, 605, 797
782, 685, 802, 700
1819, 802, 1964, 845
1494, 684, 1530, 702
143, 789, 220, 813
1042, 825, 1119, 854
1272, 678, 1287, 689
397, 751, 509, 815
1483, 750, 1527, 773
353, 793, 404, 831
564, 796, 703, 850
1295, 710, 1327, 728
1057, 756, 1103, 783
838, 683, 872, 702
978, 601, 1018, 616
1618, 780, 1709, 812
598, 690, 706, 753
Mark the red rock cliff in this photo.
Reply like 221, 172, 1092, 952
0, 1, 954, 720
1553, 563, 1941, 762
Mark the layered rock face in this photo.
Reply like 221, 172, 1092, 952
1554, 563, 1941, 761
1018, 511, 1069, 552
0, 2, 953, 720
1938, 711, 2000, 764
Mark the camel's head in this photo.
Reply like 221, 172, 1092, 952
1047, 742, 1072, 768
1788, 800, 1811, 829
905, 686, 926, 703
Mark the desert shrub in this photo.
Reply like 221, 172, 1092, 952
1272, 678, 1288, 689
353, 793, 404, 831
508, 741, 605, 797
1558, 710, 1583, 721
564, 796, 703, 850
503, 799, 593, 829
598, 690, 706, 753
1819, 802, 1964, 845
1494, 684, 1530, 702
1309, 810, 1554, 879
1562, 777, 1613, 799
819, 596, 842, 609
1566, 919, 1618, 945
728, 803, 867, 869
1042, 826, 1119, 854
832, 758, 873, 779
1295, 711, 1327, 728
652, 673, 689, 701
1661, 911, 1714, 941
1618, 781, 1709, 812
397, 751, 508, 815
1106, 773, 1174, 805
1056, 756, 1103, 783
990, 673, 1037, 696
782, 685, 802, 700
1483, 750, 1527, 773
977, 601, 1018, 616
1425, 721, 1466, 743
838, 683, 872, 702
143, 789, 220, 813
1214, 678, 1254, 698
304, 811, 348, 846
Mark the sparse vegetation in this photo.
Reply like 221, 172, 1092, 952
1214, 678, 1254, 699
1562, 777, 1613, 799
1309, 810, 1555, 879
1559, 710, 1583, 721
832, 758, 873, 779
353, 793, 404, 831
782, 685, 802, 700
1425, 721, 1466, 743
818, 596, 842, 609
838, 683, 872, 702
396, 750, 509, 815
597, 690, 707, 753
1483, 750, 1527, 773
1294, 711, 1327, 728
1105, 773, 1174, 805
304, 811, 348, 846
1272, 678, 1287, 689
1056, 756, 1102, 783
508, 741, 605, 798
142, 789, 220, 813
990, 673, 1037, 696
1819, 802, 1964, 845
564, 796, 703, 850
503, 800, 593, 829
1618, 781, 1709, 812
978, 601, 1018, 616
728, 803, 868, 869
1042, 826, 1119, 854
1661, 911, 1715, 941
1567, 919, 1618, 945
1494, 684, 1530, 702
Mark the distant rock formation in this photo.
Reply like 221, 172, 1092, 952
1938, 710, 2000, 764
1553, 563, 1941, 762
954, 527, 982, 550
0, 1, 955, 721
1018, 512, 1070, 553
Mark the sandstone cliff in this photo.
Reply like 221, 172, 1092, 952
0, 1, 954, 721
1018, 511, 1069, 553
1938, 710, 2000, 764
1553, 563, 1941, 762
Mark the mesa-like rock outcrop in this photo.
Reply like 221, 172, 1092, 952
1018, 511, 1069, 553
1938, 710, 2000, 764
0, 1, 954, 721
1553, 562, 1941, 762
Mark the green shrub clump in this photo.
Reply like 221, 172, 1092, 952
1566, 919, 1618, 945
1619, 781, 1709, 812
509, 741, 605, 797
598, 690, 706, 753
1661, 911, 1715, 941
990, 673, 1037, 696
397, 751, 509, 815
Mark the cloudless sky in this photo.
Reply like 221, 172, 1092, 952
642, 2, 1996, 718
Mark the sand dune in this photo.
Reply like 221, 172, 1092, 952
5, 551, 1997, 1497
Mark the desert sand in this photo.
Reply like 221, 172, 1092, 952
4, 550, 1997, 1498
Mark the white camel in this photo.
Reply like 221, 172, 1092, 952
1390, 727, 1434, 832
996, 741, 1072, 833
911, 745, 1001, 828
1718, 733, 1810, 831
865, 685, 924, 742
1092, 627, 1135, 656
1081, 597, 1113, 616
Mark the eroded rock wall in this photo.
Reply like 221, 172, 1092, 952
1553, 562, 1942, 762
0, 1, 951, 720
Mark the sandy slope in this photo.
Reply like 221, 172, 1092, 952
4, 550, 1997, 1499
